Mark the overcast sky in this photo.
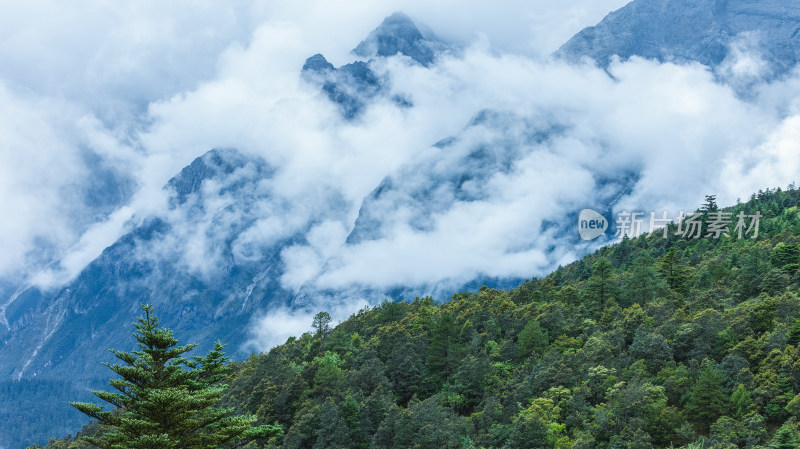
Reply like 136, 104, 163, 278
1, 1, 800, 348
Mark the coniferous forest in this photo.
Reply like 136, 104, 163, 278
32, 187, 800, 448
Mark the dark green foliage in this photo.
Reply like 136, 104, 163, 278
762, 268, 791, 295
770, 423, 799, 449
685, 361, 729, 430
629, 330, 673, 373
517, 318, 548, 360
772, 242, 800, 275
658, 247, 690, 294
425, 314, 464, 387
69, 305, 280, 449
340, 395, 368, 449
386, 342, 425, 404
622, 256, 665, 306
585, 257, 618, 308
710, 412, 768, 448
789, 318, 800, 346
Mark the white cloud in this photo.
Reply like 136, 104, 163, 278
719, 115, 800, 197
0, 1, 263, 123
247, 297, 369, 352
268, 54, 794, 293
719, 32, 770, 85
0, 83, 133, 282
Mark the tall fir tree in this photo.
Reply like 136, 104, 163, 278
730, 383, 754, 419
585, 257, 618, 308
312, 311, 333, 351
426, 314, 464, 387
623, 256, 663, 306
701, 194, 719, 215
70, 305, 281, 449
517, 318, 548, 360
658, 247, 689, 294
686, 360, 729, 430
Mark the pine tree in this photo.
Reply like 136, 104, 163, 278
730, 384, 754, 419
658, 248, 689, 294
312, 311, 333, 350
586, 257, 618, 308
686, 361, 729, 430
426, 314, 464, 387
700, 195, 719, 215
624, 256, 664, 306
70, 304, 281, 449
517, 318, 548, 360
341, 394, 369, 449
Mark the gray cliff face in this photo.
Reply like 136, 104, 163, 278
352, 12, 446, 67
301, 12, 446, 119
346, 111, 559, 246
557, 0, 800, 78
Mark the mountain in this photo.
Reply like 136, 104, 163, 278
301, 12, 445, 119
38, 187, 800, 449
557, 0, 800, 78
345, 109, 636, 249
5, 2, 800, 447
352, 12, 447, 67
0, 149, 287, 376
302, 57, 384, 119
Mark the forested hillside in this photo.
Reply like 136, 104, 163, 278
35, 187, 800, 448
